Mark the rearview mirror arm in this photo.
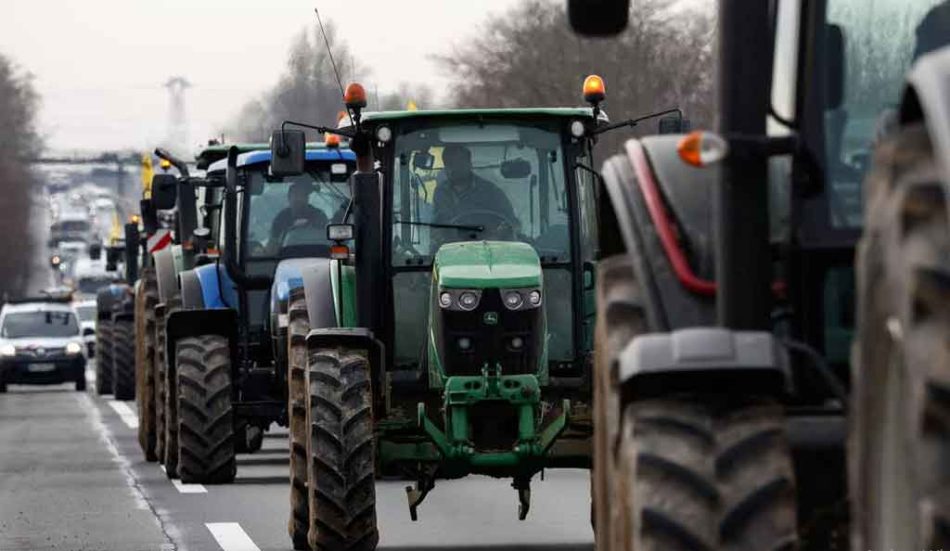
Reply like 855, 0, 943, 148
591, 108, 684, 136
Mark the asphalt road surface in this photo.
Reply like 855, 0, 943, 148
0, 364, 596, 551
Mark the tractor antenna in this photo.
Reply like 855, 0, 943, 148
314, 7, 346, 101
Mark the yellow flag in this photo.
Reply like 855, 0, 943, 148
406, 100, 418, 111
141, 153, 154, 199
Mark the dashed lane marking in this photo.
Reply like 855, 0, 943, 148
206, 522, 261, 551
172, 478, 208, 494
108, 400, 139, 429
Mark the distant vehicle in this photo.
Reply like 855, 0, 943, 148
49, 213, 92, 248
0, 298, 87, 392
73, 299, 97, 357
69, 257, 117, 299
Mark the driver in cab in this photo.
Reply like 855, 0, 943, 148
432, 144, 517, 233
269, 181, 328, 251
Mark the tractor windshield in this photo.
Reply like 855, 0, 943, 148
824, 0, 947, 228
243, 166, 351, 259
391, 121, 571, 265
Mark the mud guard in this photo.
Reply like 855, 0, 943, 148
154, 247, 178, 306
179, 270, 205, 310
617, 328, 792, 401
299, 258, 337, 330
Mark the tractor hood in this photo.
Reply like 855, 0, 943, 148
434, 241, 541, 289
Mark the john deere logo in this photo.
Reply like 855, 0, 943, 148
483, 312, 498, 326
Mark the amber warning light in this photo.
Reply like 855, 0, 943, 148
324, 132, 340, 148
582, 75, 606, 105
344, 83, 367, 109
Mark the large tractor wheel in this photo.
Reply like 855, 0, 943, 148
593, 254, 647, 545
287, 293, 310, 549
614, 398, 798, 550
162, 297, 182, 478
137, 271, 159, 461
851, 123, 950, 551
176, 334, 237, 484
95, 319, 113, 395
154, 304, 167, 464
306, 348, 378, 551
112, 317, 135, 400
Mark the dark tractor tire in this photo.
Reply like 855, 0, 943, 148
176, 334, 237, 484
287, 293, 310, 550
593, 254, 647, 545
162, 297, 182, 478
155, 305, 167, 464
851, 123, 950, 551
112, 318, 135, 400
137, 271, 159, 461
614, 399, 798, 551
75, 375, 86, 392
306, 348, 379, 551
95, 320, 114, 395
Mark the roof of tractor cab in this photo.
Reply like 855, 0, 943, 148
206, 147, 356, 173
357, 107, 596, 125
195, 143, 268, 170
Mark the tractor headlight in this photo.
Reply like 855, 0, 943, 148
439, 292, 453, 308
458, 292, 479, 311
501, 288, 542, 310
503, 291, 524, 310
0, 344, 16, 357
66, 342, 83, 355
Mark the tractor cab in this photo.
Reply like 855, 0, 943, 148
363, 109, 600, 385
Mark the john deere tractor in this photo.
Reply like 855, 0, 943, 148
570, 0, 950, 549
268, 83, 619, 549
160, 141, 356, 490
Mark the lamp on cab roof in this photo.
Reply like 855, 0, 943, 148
344, 83, 367, 110
325, 132, 341, 148
582, 75, 606, 105
159, 158, 172, 171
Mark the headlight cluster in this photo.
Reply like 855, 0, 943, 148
66, 342, 83, 355
438, 289, 483, 312
501, 288, 542, 311
0, 344, 16, 357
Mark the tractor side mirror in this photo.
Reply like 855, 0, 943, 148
501, 158, 531, 179
826, 24, 845, 110
151, 174, 178, 210
271, 129, 306, 176
413, 151, 435, 171
89, 242, 102, 260
568, 0, 629, 37
658, 115, 686, 134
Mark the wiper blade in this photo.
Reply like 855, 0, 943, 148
393, 219, 483, 232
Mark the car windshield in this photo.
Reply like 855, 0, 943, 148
391, 121, 570, 266
75, 305, 96, 322
2, 311, 80, 338
824, 0, 947, 228
55, 220, 90, 233
244, 165, 352, 258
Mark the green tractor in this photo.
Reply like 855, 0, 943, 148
271, 88, 610, 549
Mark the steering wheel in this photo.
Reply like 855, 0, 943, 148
447, 210, 515, 240
279, 219, 327, 249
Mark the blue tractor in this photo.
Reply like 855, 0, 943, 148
163, 142, 356, 485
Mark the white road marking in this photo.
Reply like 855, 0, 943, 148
206, 522, 261, 551
172, 478, 207, 494
108, 400, 139, 429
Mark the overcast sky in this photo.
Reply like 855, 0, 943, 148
1, 0, 519, 154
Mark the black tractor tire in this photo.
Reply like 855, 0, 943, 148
155, 304, 167, 464
162, 297, 182, 478
112, 318, 135, 400
176, 334, 237, 484
287, 293, 310, 550
593, 254, 647, 545
306, 348, 378, 551
75, 376, 86, 392
851, 123, 950, 551
614, 398, 798, 551
95, 320, 113, 395
137, 271, 159, 461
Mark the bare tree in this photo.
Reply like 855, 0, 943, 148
228, 21, 362, 142
0, 52, 40, 297
437, 0, 715, 153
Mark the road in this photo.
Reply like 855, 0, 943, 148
0, 365, 596, 551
